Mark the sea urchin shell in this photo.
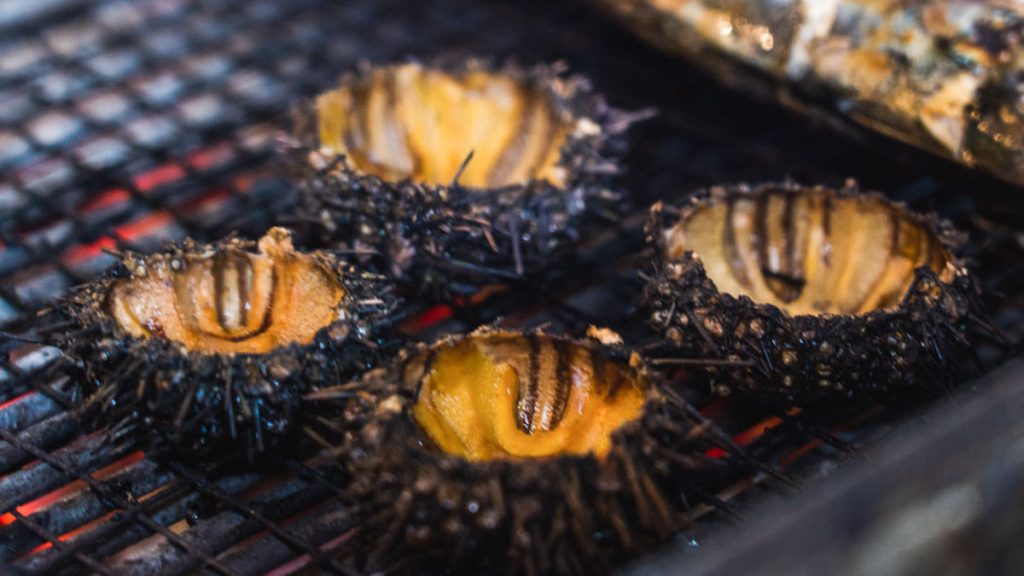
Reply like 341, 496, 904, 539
290, 59, 631, 297
45, 227, 398, 460
644, 182, 980, 401
307, 327, 740, 575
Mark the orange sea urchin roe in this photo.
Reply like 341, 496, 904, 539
315, 63, 572, 188
108, 228, 345, 355
410, 334, 647, 461
666, 190, 953, 316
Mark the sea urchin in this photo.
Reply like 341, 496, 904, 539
290, 59, 632, 297
45, 227, 398, 460
308, 326, 742, 575
644, 182, 981, 401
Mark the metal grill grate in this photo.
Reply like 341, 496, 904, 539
0, 0, 1021, 574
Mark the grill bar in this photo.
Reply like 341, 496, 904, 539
0, 350, 66, 407
9, 507, 116, 576
0, 411, 81, 472
0, 434, 128, 512
0, 0, 92, 31
21, 475, 256, 575
0, 459, 169, 561
216, 502, 352, 575
0, 426, 237, 575
163, 461, 344, 570
105, 477, 332, 576
0, 390, 65, 434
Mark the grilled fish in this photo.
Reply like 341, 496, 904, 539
598, 0, 1024, 187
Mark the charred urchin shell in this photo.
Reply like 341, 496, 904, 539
45, 228, 398, 460
289, 59, 632, 298
643, 182, 982, 402
307, 326, 742, 575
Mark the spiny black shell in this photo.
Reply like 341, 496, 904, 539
306, 327, 746, 575
287, 59, 634, 300
43, 231, 399, 462
643, 182, 983, 402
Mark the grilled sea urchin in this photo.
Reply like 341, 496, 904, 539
290, 60, 631, 297
644, 182, 981, 401
308, 327, 740, 575
45, 228, 397, 460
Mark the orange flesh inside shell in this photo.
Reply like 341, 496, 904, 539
409, 334, 647, 461
315, 63, 572, 188
665, 190, 952, 316
108, 229, 345, 355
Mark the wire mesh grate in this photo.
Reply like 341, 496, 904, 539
0, 0, 1021, 574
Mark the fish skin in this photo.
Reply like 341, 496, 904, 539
598, 0, 1024, 188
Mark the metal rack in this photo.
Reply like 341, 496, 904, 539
0, 0, 1021, 574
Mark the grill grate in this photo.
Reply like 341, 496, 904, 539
1, 0, 1022, 574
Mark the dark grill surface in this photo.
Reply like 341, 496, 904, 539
0, 0, 1021, 574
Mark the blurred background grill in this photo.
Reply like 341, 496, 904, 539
0, 0, 1021, 574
